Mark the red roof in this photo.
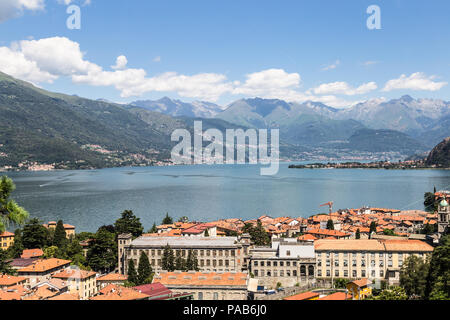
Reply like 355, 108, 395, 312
318, 292, 351, 300
21, 249, 44, 259
284, 291, 319, 300
132, 282, 173, 299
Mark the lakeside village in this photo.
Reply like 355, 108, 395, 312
0, 185, 449, 301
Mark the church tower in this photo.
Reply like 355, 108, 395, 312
437, 196, 449, 237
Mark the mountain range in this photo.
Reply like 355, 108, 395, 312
0, 71, 448, 169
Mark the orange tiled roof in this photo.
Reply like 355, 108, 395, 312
52, 268, 96, 280
306, 229, 350, 237
298, 234, 317, 241
0, 290, 22, 300
48, 292, 80, 300
97, 273, 128, 282
284, 291, 319, 300
21, 249, 44, 259
0, 231, 14, 237
18, 258, 71, 273
350, 278, 370, 288
154, 272, 248, 287
381, 240, 434, 252
0, 274, 27, 286
91, 284, 149, 300
318, 292, 351, 300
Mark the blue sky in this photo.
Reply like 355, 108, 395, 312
0, 0, 449, 107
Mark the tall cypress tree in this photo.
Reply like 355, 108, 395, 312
127, 259, 138, 285
53, 220, 67, 248
175, 252, 185, 271
356, 228, 361, 239
326, 219, 335, 230
137, 252, 152, 285
162, 244, 175, 271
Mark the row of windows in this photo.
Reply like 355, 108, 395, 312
130, 249, 236, 257
318, 269, 384, 278
253, 260, 313, 268
253, 268, 314, 277
320, 259, 388, 267
317, 252, 424, 259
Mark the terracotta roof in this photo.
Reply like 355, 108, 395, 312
48, 293, 80, 300
298, 234, 317, 241
306, 229, 350, 237
91, 284, 149, 300
318, 292, 351, 300
0, 274, 27, 286
350, 278, 370, 288
284, 291, 320, 300
18, 258, 71, 273
97, 273, 128, 282
315, 239, 385, 251
25, 285, 58, 300
52, 268, 96, 280
0, 290, 22, 300
0, 231, 14, 237
155, 272, 248, 287
381, 240, 434, 252
21, 249, 44, 259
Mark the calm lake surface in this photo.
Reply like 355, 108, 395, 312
4, 164, 450, 232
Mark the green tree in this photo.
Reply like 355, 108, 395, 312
334, 278, 349, 289
204, 228, 210, 237
247, 220, 270, 246
22, 218, 48, 249
43, 246, 59, 259
424, 192, 438, 212
0, 176, 29, 233
400, 255, 429, 299
114, 210, 144, 238
162, 244, 175, 271
148, 223, 157, 234
127, 259, 138, 286
53, 220, 68, 248
162, 213, 173, 225
137, 252, 153, 285
326, 219, 334, 230
175, 252, 186, 271
0, 249, 15, 275
367, 286, 408, 300
369, 221, 377, 238
86, 228, 117, 273
7, 229, 24, 259
421, 223, 436, 235
383, 229, 396, 236
425, 234, 450, 300
355, 228, 361, 239
178, 216, 189, 223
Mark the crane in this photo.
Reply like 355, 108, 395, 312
320, 201, 334, 214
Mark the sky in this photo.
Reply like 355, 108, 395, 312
0, 0, 449, 108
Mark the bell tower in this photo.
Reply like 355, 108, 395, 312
437, 194, 449, 237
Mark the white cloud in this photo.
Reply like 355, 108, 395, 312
153, 56, 161, 63
0, 46, 57, 83
321, 60, 340, 71
382, 72, 447, 92
312, 81, 377, 96
111, 55, 128, 70
362, 60, 379, 66
0, 0, 45, 23
233, 69, 301, 96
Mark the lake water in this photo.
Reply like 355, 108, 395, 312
4, 164, 450, 232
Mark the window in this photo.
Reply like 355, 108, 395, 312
267, 261, 271, 267
326, 260, 330, 267
344, 270, 348, 277
361, 270, 366, 277
273, 261, 278, 267
286, 261, 291, 267
343, 260, 348, 267
352, 270, 357, 278
267, 271, 271, 277
254, 270, 258, 277
335, 270, 339, 277
198, 292, 203, 300
260, 261, 265, 267
286, 250, 291, 256
334, 260, 339, 267
361, 260, 366, 267
380, 270, 384, 277
280, 271, 284, 277
318, 270, 322, 277
371, 270, 376, 278
352, 260, 357, 267
254, 261, 258, 266
293, 270, 297, 277
280, 262, 284, 267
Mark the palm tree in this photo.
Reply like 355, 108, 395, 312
0, 176, 29, 233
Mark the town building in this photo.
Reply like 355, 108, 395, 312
153, 271, 248, 300
43, 221, 76, 239
0, 231, 14, 250
132, 283, 193, 300
21, 249, 44, 259
96, 273, 128, 290
17, 258, 71, 286
0, 274, 28, 290
118, 234, 248, 274
346, 279, 372, 300
314, 239, 434, 286
248, 239, 316, 288
52, 267, 97, 300
90, 284, 150, 300
437, 195, 449, 237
